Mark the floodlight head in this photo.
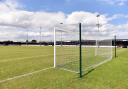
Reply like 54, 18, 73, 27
60, 23, 63, 24
96, 15, 100, 17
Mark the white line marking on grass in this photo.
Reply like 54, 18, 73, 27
0, 53, 74, 63
60, 68, 79, 73
0, 54, 53, 63
0, 67, 53, 84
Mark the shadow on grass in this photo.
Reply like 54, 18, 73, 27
77, 68, 95, 78
83, 68, 95, 77
76, 68, 95, 79
84, 68, 95, 76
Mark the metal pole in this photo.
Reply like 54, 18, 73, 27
96, 15, 100, 32
60, 23, 63, 46
26, 29, 28, 46
40, 27, 42, 46
61, 31, 62, 46
79, 23, 82, 78
114, 35, 117, 58
96, 15, 100, 48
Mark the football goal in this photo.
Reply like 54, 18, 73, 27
54, 23, 113, 77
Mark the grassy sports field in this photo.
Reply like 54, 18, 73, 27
0, 46, 128, 89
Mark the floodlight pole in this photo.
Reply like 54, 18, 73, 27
96, 15, 100, 32
60, 23, 63, 46
26, 29, 29, 46
114, 35, 117, 58
61, 31, 62, 46
96, 15, 100, 49
79, 23, 82, 78
40, 27, 42, 46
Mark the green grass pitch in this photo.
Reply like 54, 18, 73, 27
0, 46, 128, 89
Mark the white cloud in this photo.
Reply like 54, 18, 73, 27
0, 0, 128, 41
107, 14, 128, 21
31, 12, 66, 28
99, 0, 128, 6
0, 0, 21, 12
66, 11, 107, 25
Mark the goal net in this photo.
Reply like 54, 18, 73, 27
54, 24, 113, 76
54, 24, 80, 73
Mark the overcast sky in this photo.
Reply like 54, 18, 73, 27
0, 0, 128, 41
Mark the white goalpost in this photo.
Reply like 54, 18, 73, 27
54, 27, 56, 68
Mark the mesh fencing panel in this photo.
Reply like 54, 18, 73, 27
81, 25, 113, 75
54, 24, 113, 75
